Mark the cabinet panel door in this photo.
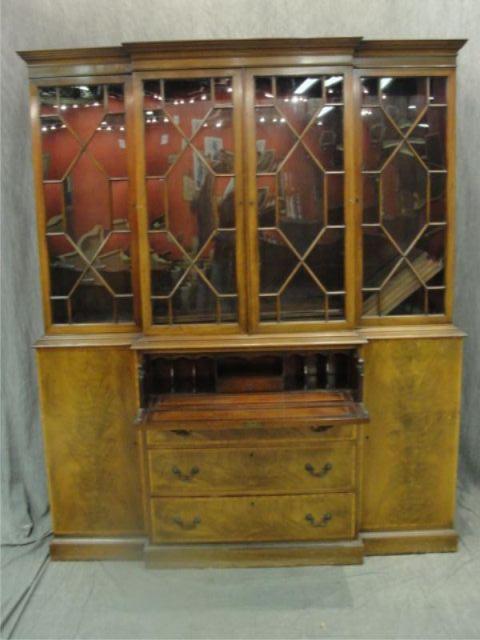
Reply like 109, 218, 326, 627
36, 80, 138, 328
360, 73, 451, 320
140, 71, 246, 330
245, 69, 350, 331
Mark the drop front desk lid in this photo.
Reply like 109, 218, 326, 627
140, 390, 369, 430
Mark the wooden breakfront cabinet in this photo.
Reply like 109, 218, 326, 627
20, 38, 466, 566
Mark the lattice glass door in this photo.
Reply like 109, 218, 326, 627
38, 81, 135, 325
360, 75, 448, 317
142, 72, 243, 327
248, 71, 347, 327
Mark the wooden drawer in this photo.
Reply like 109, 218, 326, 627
146, 423, 355, 448
150, 493, 355, 543
147, 442, 355, 496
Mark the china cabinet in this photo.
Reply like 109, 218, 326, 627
19, 38, 466, 566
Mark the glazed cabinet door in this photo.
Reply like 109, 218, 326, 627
33, 78, 139, 330
136, 70, 246, 332
244, 69, 355, 332
358, 71, 454, 322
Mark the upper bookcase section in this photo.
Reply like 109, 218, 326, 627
18, 38, 467, 78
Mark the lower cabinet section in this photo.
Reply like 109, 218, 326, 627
150, 493, 356, 544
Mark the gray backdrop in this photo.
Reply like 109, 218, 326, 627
2, 0, 479, 546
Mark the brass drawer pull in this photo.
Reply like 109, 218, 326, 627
172, 515, 201, 530
171, 465, 200, 482
311, 425, 334, 433
305, 462, 333, 478
305, 512, 332, 528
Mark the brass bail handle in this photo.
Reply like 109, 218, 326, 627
305, 462, 333, 478
171, 465, 200, 482
305, 512, 332, 528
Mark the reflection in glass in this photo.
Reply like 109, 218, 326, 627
278, 145, 324, 254
39, 82, 134, 324
410, 107, 446, 169
255, 74, 345, 322
430, 173, 447, 222
361, 75, 448, 317
380, 76, 427, 130
303, 106, 343, 170
382, 146, 427, 251
143, 76, 238, 325
362, 107, 401, 171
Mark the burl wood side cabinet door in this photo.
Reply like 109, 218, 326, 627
136, 71, 247, 333
33, 79, 140, 331
244, 69, 355, 332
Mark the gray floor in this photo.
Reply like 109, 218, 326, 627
3, 483, 480, 640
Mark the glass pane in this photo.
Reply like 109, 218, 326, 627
93, 233, 132, 294
44, 182, 65, 231
89, 114, 127, 177
428, 289, 445, 314
382, 145, 427, 251
64, 153, 111, 242
362, 107, 401, 171
278, 145, 324, 254
39, 87, 58, 116
255, 77, 274, 106
51, 298, 68, 323
214, 78, 233, 103
361, 75, 448, 317
410, 107, 446, 169
40, 117, 80, 180
70, 268, 114, 323
325, 75, 343, 103
191, 108, 234, 173
255, 107, 296, 172
303, 106, 343, 170
47, 234, 85, 296
144, 110, 184, 176
59, 85, 105, 141
380, 77, 427, 130
430, 173, 447, 222
256, 73, 345, 323
171, 271, 217, 324
430, 77, 447, 104
306, 228, 345, 291
164, 78, 212, 136
259, 230, 297, 293
327, 174, 344, 225
280, 268, 325, 321
363, 175, 380, 224
361, 78, 378, 105
275, 75, 323, 133
146, 179, 166, 229
144, 76, 238, 325
39, 83, 133, 325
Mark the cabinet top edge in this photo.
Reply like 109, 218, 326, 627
17, 38, 467, 67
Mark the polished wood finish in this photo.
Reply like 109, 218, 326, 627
150, 493, 355, 543
146, 423, 355, 448
145, 539, 364, 568
37, 347, 144, 535
361, 338, 463, 531
148, 443, 355, 496
144, 390, 368, 429
21, 38, 465, 566
50, 537, 145, 561
362, 529, 458, 555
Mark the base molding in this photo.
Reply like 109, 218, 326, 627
145, 539, 365, 568
49, 529, 458, 564
50, 537, 146, 561
361, 529, 458, 555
